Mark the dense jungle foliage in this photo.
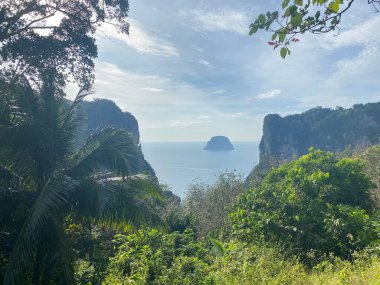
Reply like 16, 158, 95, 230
1, 0, 380, 284
2, 113, 380, 285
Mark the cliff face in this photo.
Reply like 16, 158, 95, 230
78, 99, 155, 175
260, 103, 380, 161
247, 102, 380, 186
82, 99, 140, 141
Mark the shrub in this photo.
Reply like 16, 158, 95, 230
231, 149, 377, 261
103, 229, 213, 284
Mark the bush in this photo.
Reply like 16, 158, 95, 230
211, 244, 380, 285
231, 149, 377, 261
103, 229, 213, 284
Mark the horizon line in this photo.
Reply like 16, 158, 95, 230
140, 140, 260, 143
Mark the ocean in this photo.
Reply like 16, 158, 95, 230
141, 141, 260, 198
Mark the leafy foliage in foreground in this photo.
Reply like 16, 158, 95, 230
231, 150, 377, 262
74, 231, 380, 285
210, 243, 380, 285
249, 0, 380, 58
79, 229, 214, 285
74, 149, 379, 284
2, 78, 380, 284
0, 79, 162, 284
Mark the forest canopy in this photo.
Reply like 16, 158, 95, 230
0, 0, 130, 89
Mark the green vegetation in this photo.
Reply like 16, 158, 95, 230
249, 0, 380, 57
1, 0, 380, 284
0, 78, 162, 284
183, 172, 245, 238
2, 107, 380, 284
0, 0, 130, 89
232, 150, 377, 262
76, 149, 380, 284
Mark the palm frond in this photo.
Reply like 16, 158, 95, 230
0, 79, 79, 187
60, 88, 92, 135
103, 176, 163, 226
69, 128, 141, 179
3, 176, 78, 285
209, 237, 226, 257
0, 164, 23, 188
72, 178, 122, 217
39, 217, 74, 285
72, 175, 163, 226
62, 88, 91, 123
123, 175, 163, 200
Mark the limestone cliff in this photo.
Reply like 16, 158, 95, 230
260, 103, 380, 161
82, 99, 140, 141
78, 99, 155, 175
247, 102, 380, 185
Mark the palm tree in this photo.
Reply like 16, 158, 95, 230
0, 75, 162, 284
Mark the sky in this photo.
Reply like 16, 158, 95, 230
76, 0, 380, 142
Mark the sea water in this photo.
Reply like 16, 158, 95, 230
141, 141, 259, 198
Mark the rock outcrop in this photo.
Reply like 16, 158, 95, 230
259, 102, 380, 161
204, 136, 234, 151
82, 99, 140, 141
247, 102, 380, 186
78, 99, 155, 175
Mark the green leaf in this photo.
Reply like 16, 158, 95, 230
249, 26, 258, 35
282, 0, 291, 8
315, 11, 321, 21
328, 0, 340, 13
280, 47, 287, 59
209, 238, 226, 256
291, 13, 303, 27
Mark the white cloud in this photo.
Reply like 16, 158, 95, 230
224, 112, 246, 118
256, 89, 281, 100
91, 62, 209, 109
141, 87, 164, 92
319, 17, 380, 50
310, 16, 380, 104
98, 21, 179, 57
169, 120, 211, 127
199, 59, 214, 68
212, 90, 226, 95
180, 8, 250, 35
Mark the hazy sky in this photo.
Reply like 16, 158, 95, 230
80, 0, 380, 142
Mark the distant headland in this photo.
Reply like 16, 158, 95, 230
204, 136, 234, 151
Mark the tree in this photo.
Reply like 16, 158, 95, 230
0, 0, 130, 89
249, 0, 380, 58
0, 78, 161, 284
230, 149, 376, 261
183, 172, 246, 238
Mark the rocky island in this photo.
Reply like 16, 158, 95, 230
204, 136, 234, 151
